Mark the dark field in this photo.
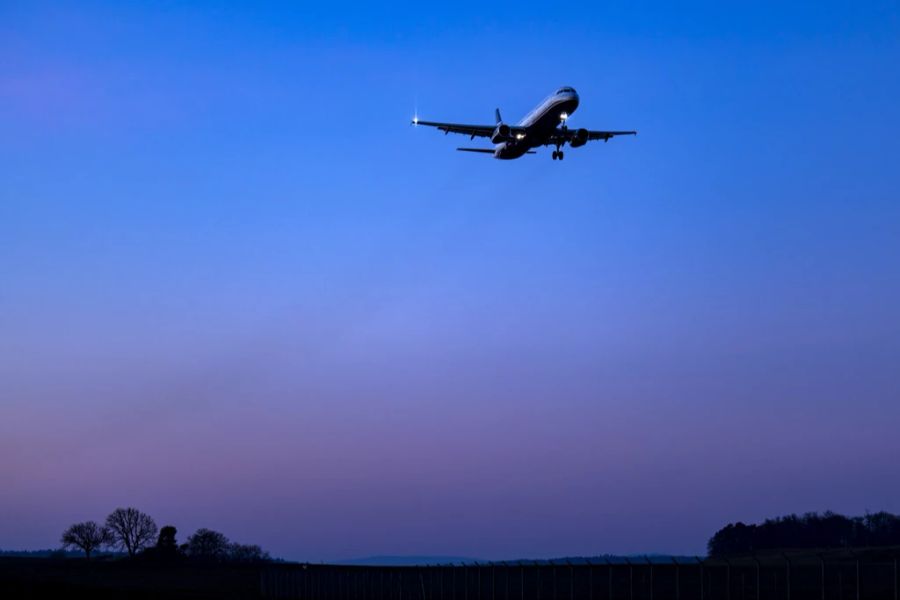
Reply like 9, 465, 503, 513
2, 547, 899, 600
0, 557, 263, 599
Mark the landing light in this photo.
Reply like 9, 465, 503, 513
515, 133, 525, 140
560, 112, 569, 121
413, 115, 419, 125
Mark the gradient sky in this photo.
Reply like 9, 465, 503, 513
2, 1, 900, 562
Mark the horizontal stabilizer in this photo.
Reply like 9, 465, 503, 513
456, 148, 495, 154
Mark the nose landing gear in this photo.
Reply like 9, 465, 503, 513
553, 115, 569, 161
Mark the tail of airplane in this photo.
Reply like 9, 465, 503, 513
495, 108, 502, 124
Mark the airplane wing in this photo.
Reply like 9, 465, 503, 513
585, 130, 637, 141
413, 119, 495, 139
548, 129, 637, 145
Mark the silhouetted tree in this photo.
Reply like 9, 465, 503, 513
156, 526, 178, 552
186, 528, 231, 561
229, 543, 271, 563
60, 521, 111, 560
105, 507, 158, 557
137, 524, 181, 561
708, 511, 900, 556
863, 512, 900, 546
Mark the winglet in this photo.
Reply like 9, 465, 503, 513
495, 108, 502, 124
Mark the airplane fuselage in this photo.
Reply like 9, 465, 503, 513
494, 89, 580, 159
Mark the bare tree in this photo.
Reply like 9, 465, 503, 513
105, 507, 158, 557
60, 521, 111, 560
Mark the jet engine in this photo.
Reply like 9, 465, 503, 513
569, 128, 589, 148
491, 123, 511, 144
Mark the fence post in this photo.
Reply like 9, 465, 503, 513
723, 557, 731, 600
672, 557, 680, 600
586, 558, 594, 600
553, 563, 558, 600
783, 554, 791, 600
894, 556, 898, 600
478, 563, 483, 600
624, 558, 633, 600
644, 557, 653, 600
502, 562, 509, 600
492, 564, 496, 600
521, 563, 525, 600
604, 558, 613, 600
696, 558, 704, 600
818, 555, 825, 600
752, 557, 760, 600
464, 564, 469, 600
566, 560, 575, 600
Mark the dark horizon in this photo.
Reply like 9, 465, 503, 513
9, 509, 900, 566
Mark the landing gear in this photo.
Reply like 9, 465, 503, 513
554, 116, 568, 161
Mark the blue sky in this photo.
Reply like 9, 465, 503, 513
1, 1, 899, 561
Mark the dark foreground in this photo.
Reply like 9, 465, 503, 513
0, 557, 263, 599
2, 547, 899, 600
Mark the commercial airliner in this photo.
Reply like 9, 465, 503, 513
412, 87, 636, 160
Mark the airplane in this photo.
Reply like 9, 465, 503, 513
412, 87, 636, 160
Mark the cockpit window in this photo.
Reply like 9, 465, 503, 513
557, 87, 575, 94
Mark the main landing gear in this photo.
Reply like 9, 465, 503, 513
552, 149, 565, 160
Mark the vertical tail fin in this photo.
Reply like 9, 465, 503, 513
495, 108, 502, 124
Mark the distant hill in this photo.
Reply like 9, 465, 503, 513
0, 549, 125, 558
336, 554, 699, 566
0, 549, 83, 558
337, 555, 480, 566
489, 555, 701, 566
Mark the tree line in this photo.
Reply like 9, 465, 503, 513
708, 511, 900, 557
60, 507, 271, 563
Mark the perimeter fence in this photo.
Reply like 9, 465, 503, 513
261, 547, 900, 600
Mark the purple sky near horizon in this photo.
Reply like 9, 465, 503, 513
2, 1, 900, 561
